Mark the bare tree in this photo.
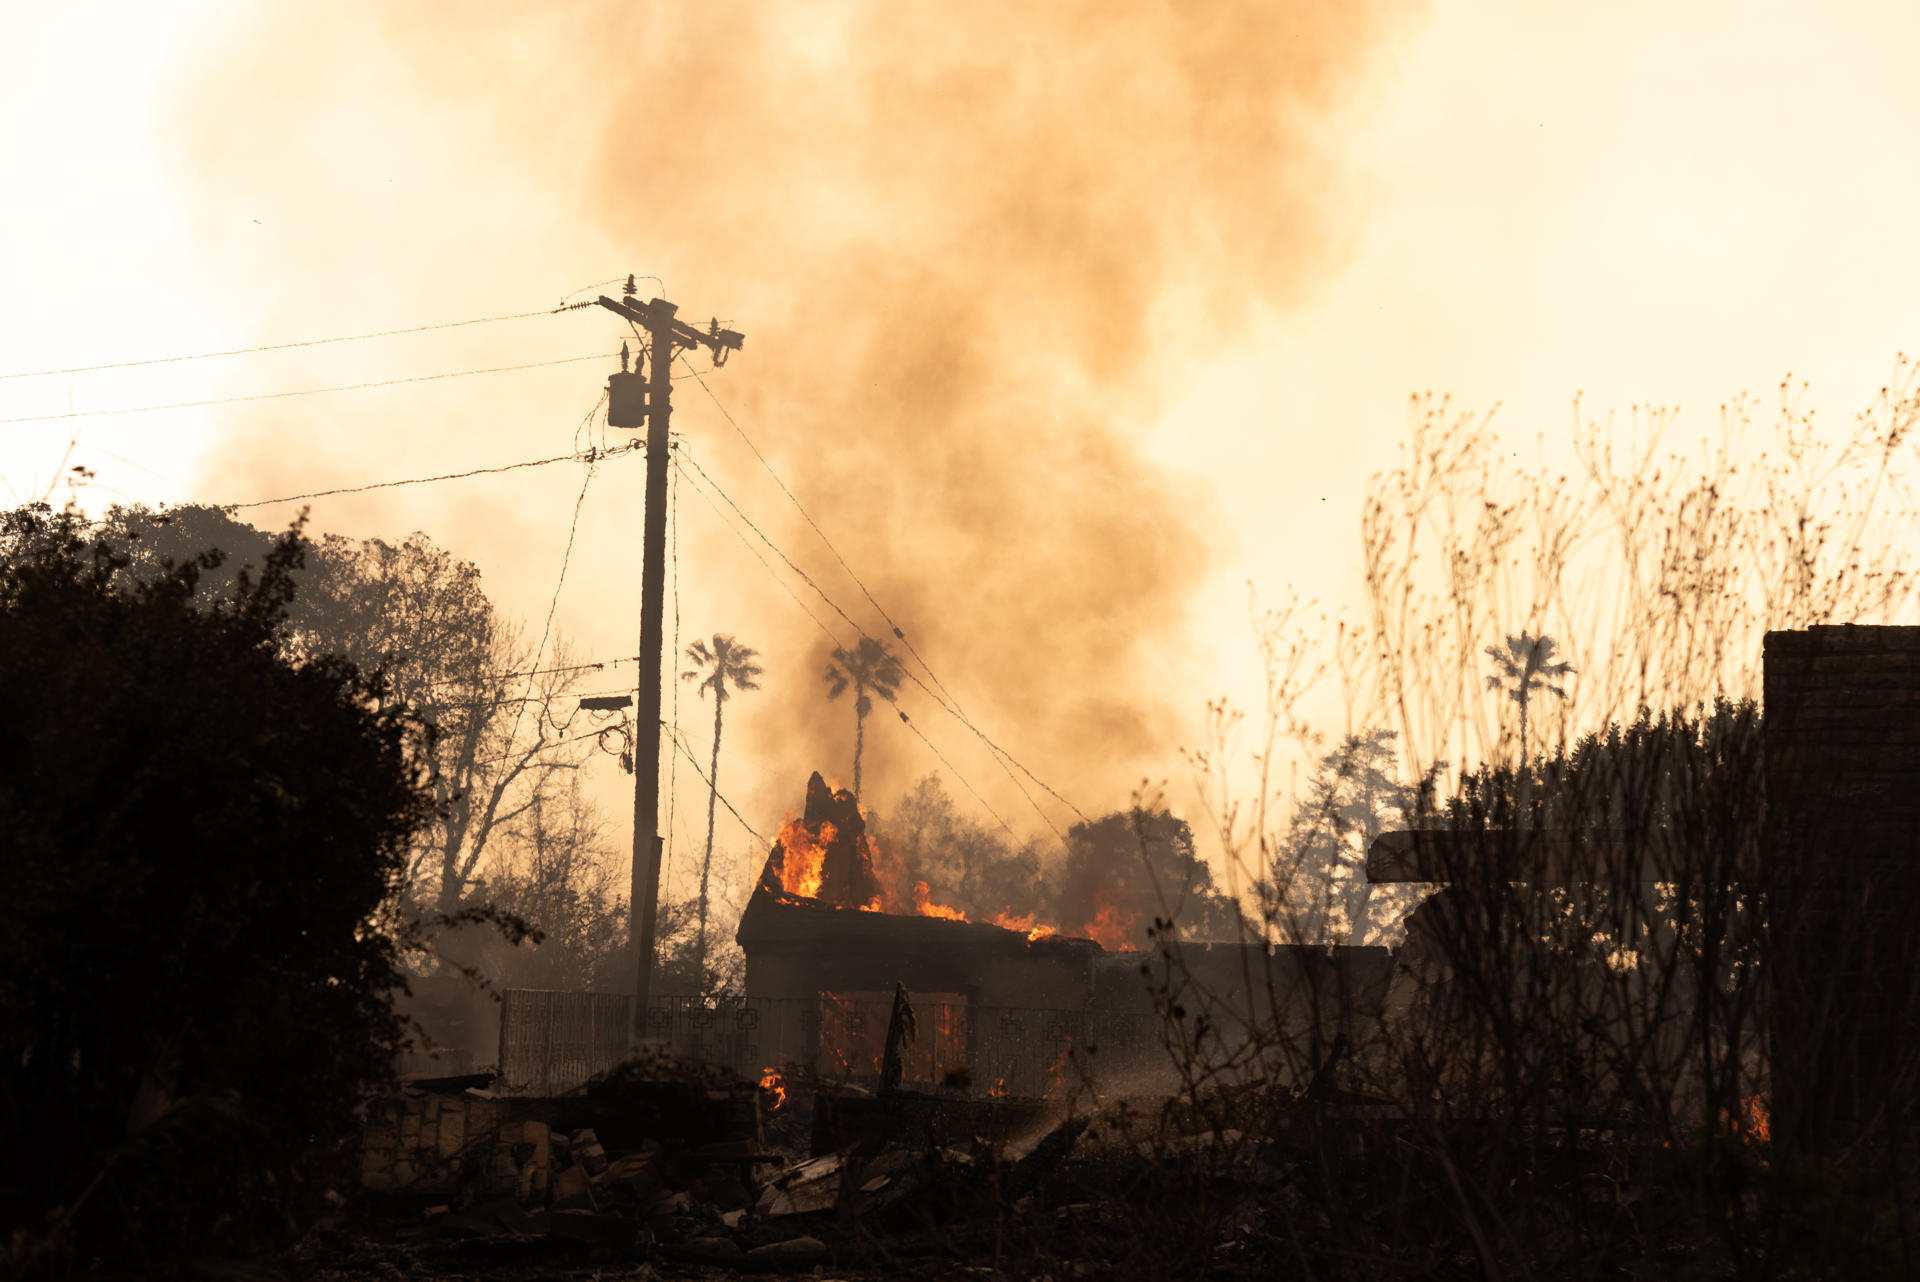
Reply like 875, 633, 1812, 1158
484, 774, 626, 991
256, 527, 594, 916
1269, 728, 1411, 944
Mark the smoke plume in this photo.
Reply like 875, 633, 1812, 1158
176, 1, 1415, 829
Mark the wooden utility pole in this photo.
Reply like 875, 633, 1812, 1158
598, 280, 743, 1042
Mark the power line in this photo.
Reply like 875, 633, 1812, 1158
677, 361, 1089, 826
674, 442, 1081, 835
471, 723, 608, 770
892, 705, 1025, 844
672, 449, 847, 649
0, 352, 613, 427
519, 445, 602, 748
678, 356, 965, 712
416, 655, 640, 691
671, 728, 767, 849
223, 439, 639, 511
671, 447, 1049, 845
0, 304, 594, 382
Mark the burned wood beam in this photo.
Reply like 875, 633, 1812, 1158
879, 983, 917, 1097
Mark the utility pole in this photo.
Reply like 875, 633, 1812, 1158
598, 278, 743, 1043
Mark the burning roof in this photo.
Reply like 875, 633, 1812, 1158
739, 771, 1105, 954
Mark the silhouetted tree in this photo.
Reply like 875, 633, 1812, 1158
680, 633, 762, 979
877, 773, 1046, 919
102, 505, 592, 916
1485, 630, 1575, 767
824, 636, 903, 798
481, 776, 627, 991
0, 503, 435, 1270
1057, 806, 1242, 944
1270, 728, 1413, 943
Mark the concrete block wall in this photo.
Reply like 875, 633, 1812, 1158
359, 1092, 518, 1193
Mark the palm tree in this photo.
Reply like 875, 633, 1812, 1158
1485, 631, 1575, 768
823, 636, 904, 798
681, 634, 762, 979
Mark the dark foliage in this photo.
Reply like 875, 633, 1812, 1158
878, 776, 1244, 942
0, 503, 435, 1272
1058, 806, 1244, 943
877, 774, 1047, 920
1441, 696, 1763, 842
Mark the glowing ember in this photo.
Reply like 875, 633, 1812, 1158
759, 1068, 787, 1111
1740, 1092, 1770, 1144
1042, 1038, 1072, 1100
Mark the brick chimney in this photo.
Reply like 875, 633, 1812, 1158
1765, 625, 1920, 1152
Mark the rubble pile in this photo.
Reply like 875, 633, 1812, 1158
332, 1065, 1097, 1275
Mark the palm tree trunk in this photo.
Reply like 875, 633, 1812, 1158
698, 692, 723, 988
1517, 695, 1530, 823
1519, 696, 1529, 770
852, 697, 866, 798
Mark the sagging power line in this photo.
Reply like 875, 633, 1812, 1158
0, 303, 595, 383
673, 439, 1081, 840
677, 361, 1089, 828
0, 352, 613, 428
671, 445, 1029, 846
223, 440, 639, 511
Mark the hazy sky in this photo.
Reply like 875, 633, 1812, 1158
7, 1, 1920, 903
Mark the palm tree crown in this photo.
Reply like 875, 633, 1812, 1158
1485, 630, 1575, 767
684, 634, 763, 706
824, 636, 904, 798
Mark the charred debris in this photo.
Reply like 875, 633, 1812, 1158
330, 770, 1390, 1277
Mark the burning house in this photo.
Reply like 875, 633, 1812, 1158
731, 772, 1391, 1096
499, 773, 1394, 1099
736, 773, 1109, 1094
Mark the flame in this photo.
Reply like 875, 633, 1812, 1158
997, 892, 1139, 949
767, 815, 834, 899
759, 1068, 787, 1112
988, 1077, 1009, 1099
758, 776, 1129, 945
1075, 896, 1140, 950
913, 880, 969, 921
